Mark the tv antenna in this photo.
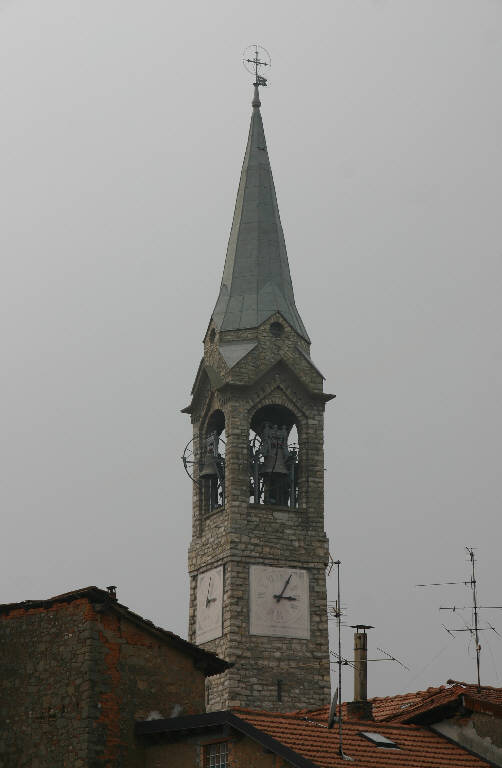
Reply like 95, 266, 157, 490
376, 646, 410, 671
243, 44, 271, 88
327, 687, 339, 728
417, 547, 500, 691
331, 561, 353, 760
329, 639, 410, 671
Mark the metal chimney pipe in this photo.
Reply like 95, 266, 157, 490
354, 631, 368, 701
347, 625, 374, 720
350, 625, 373, 701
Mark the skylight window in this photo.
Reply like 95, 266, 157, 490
360, 732, 399, 749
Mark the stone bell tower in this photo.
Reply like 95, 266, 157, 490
183, 76, 334, 712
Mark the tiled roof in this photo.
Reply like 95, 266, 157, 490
446, 678, 502, 705
385, 680, 502, 723
295, 680, 502, 724
232, 708, 491, 768
294, 690, 427, 723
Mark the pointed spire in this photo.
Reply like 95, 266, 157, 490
211, 88, 309, 342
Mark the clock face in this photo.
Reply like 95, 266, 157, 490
249, 565, 310, 639
196, 566, 223, 644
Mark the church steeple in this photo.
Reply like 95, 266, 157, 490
185, 62, 333, 713
212, 86, 309, 342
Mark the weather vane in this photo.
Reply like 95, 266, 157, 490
243, 44, 271, 88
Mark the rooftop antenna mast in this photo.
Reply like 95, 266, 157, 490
336, 560, 343, 755
418, 547, 500, 693
328, 561, 353, 760
468, 548, 481, 690
440, 548, 484, 691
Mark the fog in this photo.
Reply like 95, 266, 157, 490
1, 0, 501, 697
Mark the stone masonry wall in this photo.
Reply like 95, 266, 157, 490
187, 313, 333, 712
86, 602, 207, 766
433, 712, 502, 767
0, 598, 93, 768
0, 596, 208, 768
144, 732, 292, 768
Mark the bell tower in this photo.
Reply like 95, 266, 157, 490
183, 57, 334, 712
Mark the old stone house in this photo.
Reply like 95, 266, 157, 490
0, 586, 227, 767
374, 680, 502, 766
136, 706, 496, 768
299, 680, 502, 767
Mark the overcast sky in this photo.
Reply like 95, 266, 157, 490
1, 0, 501, 699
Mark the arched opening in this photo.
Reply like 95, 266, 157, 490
249, 404, 299, 508
200, 410, 225, 513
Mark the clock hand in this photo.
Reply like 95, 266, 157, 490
273, 574, 292, 602
206, 576, 212, 607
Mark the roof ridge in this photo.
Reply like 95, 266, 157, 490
382, 686, 495, 724
447, 678, 502, 692
237, 707, 428, 731
231, 707, 302, 719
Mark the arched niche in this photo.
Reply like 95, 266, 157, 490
249, 404, 299, 508
200, 409, 226, 513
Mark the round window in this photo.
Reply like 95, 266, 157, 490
209, 328, 216, 343
270, 322, 284, 337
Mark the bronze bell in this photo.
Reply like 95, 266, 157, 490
200, 453, 219, 479
259, 451, 289, 475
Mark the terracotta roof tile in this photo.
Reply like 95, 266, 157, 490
231, 707, 491, 768
294, 690, 427, 723
294, 680, 502, 725
386, 680, 502, 723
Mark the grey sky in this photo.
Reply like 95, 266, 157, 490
1, 0, 501, 698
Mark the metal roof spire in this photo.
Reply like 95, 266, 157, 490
252, 84, 261, 109
211, 47, 309, 342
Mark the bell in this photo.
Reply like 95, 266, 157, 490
259, 451, 289, 475
200, 453, 219, 479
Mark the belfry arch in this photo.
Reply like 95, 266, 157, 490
249, 404, 300, 509
199, 409, 225, 514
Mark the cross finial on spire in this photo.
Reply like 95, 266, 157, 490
243, 45, 271, 107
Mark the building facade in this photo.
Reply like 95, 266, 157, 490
0, 587, 227, 767
184, 84, 334, 712
137, 707, 494, 768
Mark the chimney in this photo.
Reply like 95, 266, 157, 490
346, 625, 373, 720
